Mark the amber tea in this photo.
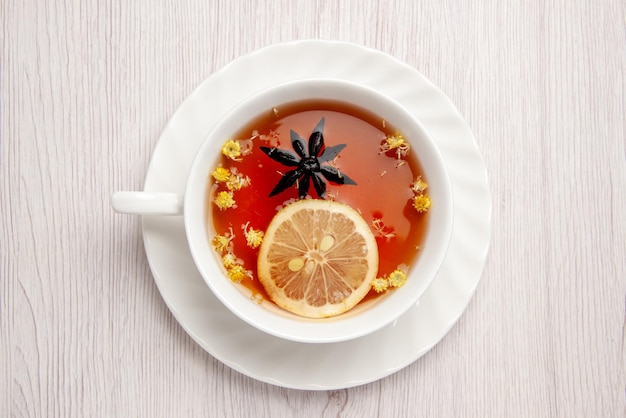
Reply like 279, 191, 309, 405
208, 100, 432, 315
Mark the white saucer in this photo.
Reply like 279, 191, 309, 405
141, 40, 492, 390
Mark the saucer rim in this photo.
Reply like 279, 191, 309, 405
141, 40, 492, 390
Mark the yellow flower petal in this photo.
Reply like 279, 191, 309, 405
222, 139, 242, 161
214, 191, 236, 210
388, 270, 407, 288
212, 234, 233, 252
227, 264, 247, 283
212, 166, 231, 183
226, 172, 251, 191
243, 222, 264, 249
222, 252, 237, 268
371, 277, 389, 293
411, 177, 428, 194
380, 133, 410, 158
384, 133, 406, 150
413, 195, 431, 213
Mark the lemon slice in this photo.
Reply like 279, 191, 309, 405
257, 199, 379, 318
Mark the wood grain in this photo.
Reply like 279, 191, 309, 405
2, 0, 625, 416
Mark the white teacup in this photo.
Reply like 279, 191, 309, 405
112, 79, 453, 343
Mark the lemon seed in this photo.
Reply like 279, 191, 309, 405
319, 235, 335, 252
288, 258, 305, 272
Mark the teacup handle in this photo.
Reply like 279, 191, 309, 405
111, 192, 183, 215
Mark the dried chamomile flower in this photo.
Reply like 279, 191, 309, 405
212, 166, 231, 183
372, 268, 408, 293
411, 176, 428, 194
387, 269, 408, 288
226, 171, 251, 191
227, 264, 248, 283
214, 190, 236, 210
410, 175, 431, 214
380, 133, 410, 159
243, 222, 264, 249
212, 232, 234, 253
413, 195, 432, 213
222, 139, 243, 161
371, 277, 389, 293
222, 252, 238, 269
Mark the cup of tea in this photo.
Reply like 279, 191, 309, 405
112, 79, 454, 343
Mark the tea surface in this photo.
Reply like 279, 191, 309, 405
209, 100, 430, 302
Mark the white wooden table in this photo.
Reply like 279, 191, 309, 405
2, 1, 625, 416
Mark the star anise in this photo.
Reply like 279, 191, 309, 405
260, 117, 356, 199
